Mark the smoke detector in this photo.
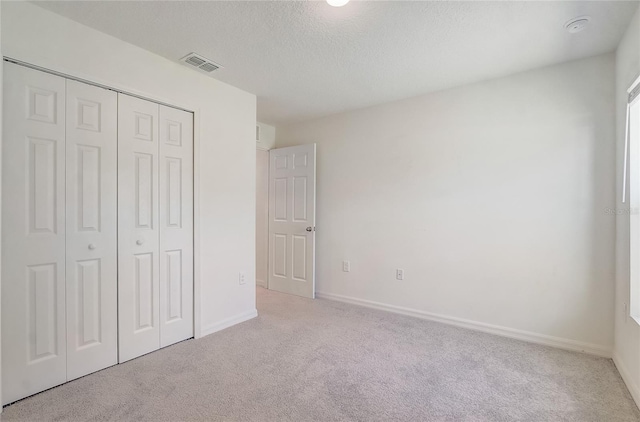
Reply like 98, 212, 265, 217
180, 53, 223, 74
564, 16, 591, 34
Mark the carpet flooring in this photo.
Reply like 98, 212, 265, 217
2, 287, 639, 421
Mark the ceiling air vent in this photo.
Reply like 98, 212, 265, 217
180, 53, 223, 74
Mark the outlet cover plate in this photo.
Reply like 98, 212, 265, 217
343, 261, 351, 272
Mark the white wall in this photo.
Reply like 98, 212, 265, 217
1, 2, 257, 340
614, 5, 640, 407
278, 54, 616, 356
257, 122, 276, 150
256, 149, 269, 287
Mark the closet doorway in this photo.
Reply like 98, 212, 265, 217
1, 61, 195, 404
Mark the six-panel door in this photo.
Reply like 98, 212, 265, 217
2, 62, 68, 404
65, 80, 118, 380
268, 144, 316, 299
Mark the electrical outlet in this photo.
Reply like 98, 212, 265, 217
343, 260, 351, 272
239, 272, 247, 285
396, 269, 404, 280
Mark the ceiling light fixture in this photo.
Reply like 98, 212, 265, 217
564, 16, 591, 34
327, 0, 350, 7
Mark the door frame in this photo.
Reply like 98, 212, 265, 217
1, 57, 202, 342
256, 147, 270, 289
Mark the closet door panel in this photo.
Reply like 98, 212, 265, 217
159, 105, 193, 347
118, 94, 160, 362
65, 80, 118, 380
2, 62, 67, 404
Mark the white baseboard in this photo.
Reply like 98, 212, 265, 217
256, 279, 267, 288
613, 352, 640, 409
199, 309, 258, 338
316, 291, 612, 358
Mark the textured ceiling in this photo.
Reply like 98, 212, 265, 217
35, 1, 639, 125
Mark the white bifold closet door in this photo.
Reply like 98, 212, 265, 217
158, 105, 194, 348
65, 79, 118, 381
2, 62, 67, 405
1, 62, 118, 404
118, 94, 193, 363
117, 94, 161, 362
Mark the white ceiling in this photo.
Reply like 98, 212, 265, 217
35, 1, 639, 125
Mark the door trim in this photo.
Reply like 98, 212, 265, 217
256, 147, 270, 290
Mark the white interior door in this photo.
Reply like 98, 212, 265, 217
117, 93, 161, 362
159, 105, 194, 347
2, 62, 67, 404
65, 80, 118, 380
268, 144, 316, 298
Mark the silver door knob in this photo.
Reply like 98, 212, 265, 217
88, 244, 96, 250
306, 227, 312, 232
136, 239, 144, 245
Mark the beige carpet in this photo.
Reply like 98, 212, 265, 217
2, 287, 639, 421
